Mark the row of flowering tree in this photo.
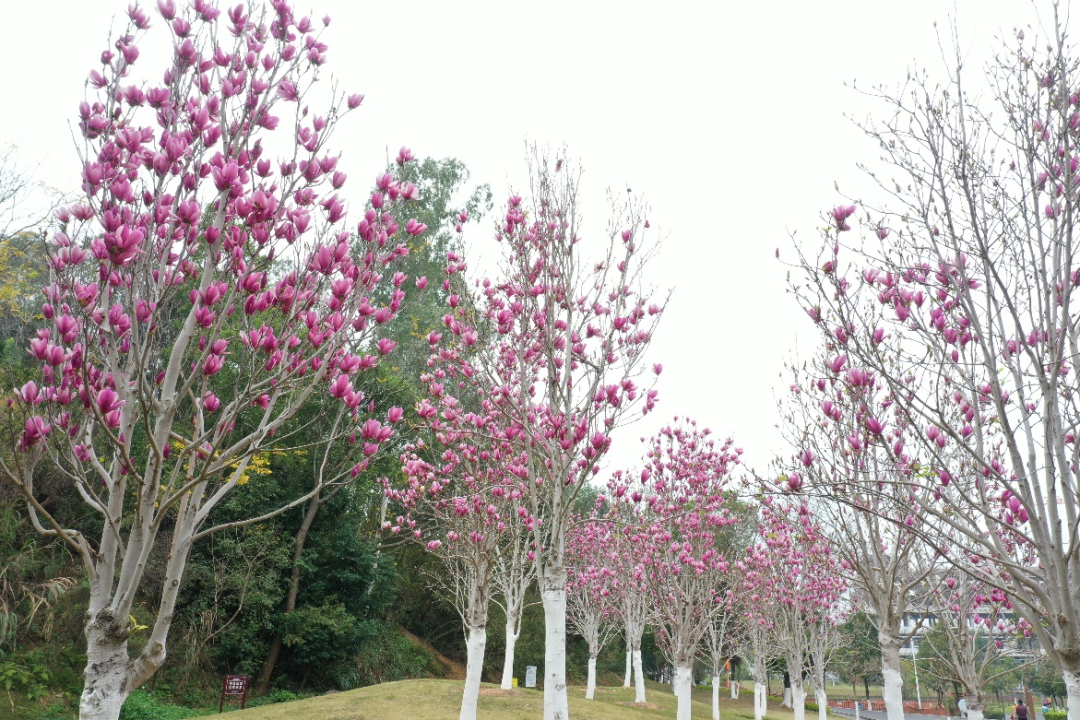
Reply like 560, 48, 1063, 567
388, 149, 664, 720
610, 420, 744, 720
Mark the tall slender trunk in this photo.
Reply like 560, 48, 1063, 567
633, 649, 646, 703
964, 692, 985, 720
817, 686, 828, 720
624, 649, 632, 688
784, 671, 793, 708
1063, 667, 1080, 720
674, 664, 693, 720
257, 493, 320, 694
732, 680, 739, 700
792, 680, 806, 720
460, 626, 487, 720
880, 633, 905, 720
713, 673, 721, 720
500, 620, 519, 690
755, 682, 767, 720
541, 563, 569, 720
80, 616, 132, 720
586, 656, 597, 700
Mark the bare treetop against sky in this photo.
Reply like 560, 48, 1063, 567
0, 0, 1039, 470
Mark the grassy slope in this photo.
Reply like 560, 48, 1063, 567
204, 678, 841, 720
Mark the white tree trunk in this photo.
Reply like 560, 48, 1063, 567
1064, 667, 1080, 720
675, 664, 694, 720
881, 644, 905, 720
586, 657, 597, 700
755, 682, 767, 720
792, 681, 806, 720
79, 625, 131, 720
624, 650, 633, 688
732, 679, 739, 700
500, 622, 518, 690
633, 649, 646, 703
963, 693, 984, 720
784, 686, 793, 708
541, 568, 569, 720
817, 686, 828, 720
713, 673, 721, 720
460, 626, 487, 720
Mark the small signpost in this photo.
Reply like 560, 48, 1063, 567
220, 674, 250, 713
525, 666, 537, 688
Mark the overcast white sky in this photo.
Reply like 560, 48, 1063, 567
0, 0, 1049, 475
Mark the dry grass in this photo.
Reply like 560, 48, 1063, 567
204, 678, 846, 720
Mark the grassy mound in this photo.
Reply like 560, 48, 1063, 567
198, 678, 826, 720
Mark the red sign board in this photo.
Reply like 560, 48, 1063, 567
220, 675, 250, 712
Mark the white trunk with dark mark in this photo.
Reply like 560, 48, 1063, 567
755, 682, 767, 720
79, 620, 132, 720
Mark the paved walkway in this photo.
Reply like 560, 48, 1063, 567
831, 706, 945, 720
831, 708, 1048, 720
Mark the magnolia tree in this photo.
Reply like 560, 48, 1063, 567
807, 598, 848, 720
0, 4, 426, 719
780, 363, 940, 720
738, 610, 775, 720
566, 519, 619, 700
492, 502, 536, 690
921, 572, 1032, 720
612, 420, 742, 720
700, 591, 741, 720
790, 9, 1080, 718
606, 518, 650, 703
390, 397, 529, 720
424, 149, 664, 720
742, 498, 847, 720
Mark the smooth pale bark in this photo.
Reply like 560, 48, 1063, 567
792, 683, 807, 720
1065, 668, 1080, 720
963, 693, 984, 720
460, 627, 487, 720
541, 567, 569, 720
675, 665, 694, 720
712, 674, 721, 720
755, 682, 767, 720
817, 687, 828, 720
732, 679, 740, 700
500, 621, 518, 690
79, 624, 131, 720
633, 650, 646, 703
881, 656, 905, 720
624, 650, 632, 688
586, 657, 597, 700
784, 687, 793, 708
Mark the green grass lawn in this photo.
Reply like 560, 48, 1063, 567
200, 678, 843, 720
